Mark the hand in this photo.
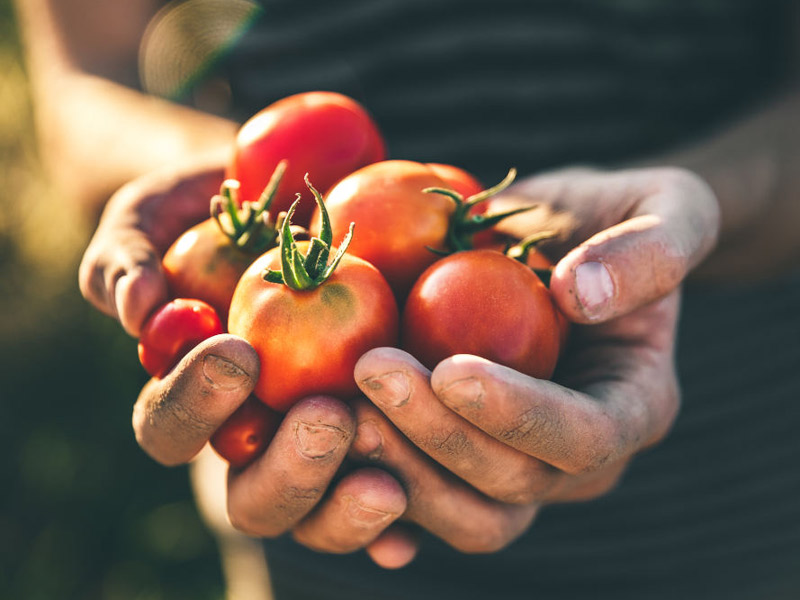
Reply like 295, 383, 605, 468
134, 335, 413, 568
79, 165, 417, 568
352, 167, 719, 553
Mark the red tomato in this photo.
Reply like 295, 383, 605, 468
426, 163, 484, 198
210, 396, 282, 469
401, 250, 561, 379
229, 172, 399, 416
138, 299, 224, 379
163, 165, 287, 320
311, 160, 453, 299
162, 218, 255, 322
312, 161, 523, 300
227, 91, 386, 226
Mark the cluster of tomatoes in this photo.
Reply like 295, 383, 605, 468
136, 91, 567, 469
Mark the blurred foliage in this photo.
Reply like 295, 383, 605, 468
0, 2, 224, 598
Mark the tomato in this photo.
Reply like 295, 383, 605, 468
210, 396, 282, 469
138, 299, 224, 379
163, 218, 255, 322
426, 163, 484, 198
312, 161, 525, 300
311, 160, 452, 299
228, 181, 399, 412
401, 250, 561, 379
162, 167, 285, 321
227, 91, 386, 226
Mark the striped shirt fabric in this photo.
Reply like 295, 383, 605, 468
195, 1, 800, 597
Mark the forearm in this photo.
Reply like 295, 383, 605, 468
33, 71, 237, 214
664, 89, 800, 281
15, 0, 238, 216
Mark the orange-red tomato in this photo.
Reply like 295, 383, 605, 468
402, 250, 562, 379
228, 244, 399, 412
311, 160, 454, 299
210, 396, 282, 469
162, 219, 255, 322
426, 163, 484, 198
227, 91, 386, 226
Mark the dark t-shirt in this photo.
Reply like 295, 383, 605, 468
185, 1, 800, 597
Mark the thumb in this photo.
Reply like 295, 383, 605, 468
549, 168, 719, 323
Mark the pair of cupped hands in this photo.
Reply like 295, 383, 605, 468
80, 160, 719, 569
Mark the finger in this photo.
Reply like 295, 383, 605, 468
365, 524, 420, 569
549, 168, 719, 323
226, 396, 355, 538
349, 398, 538, 554
356, 348, 563, 504
292, 468, 407, 554
133, 335, 259, 465
79, 228, 168, 337
79, 166, 225, 336
431, 352, 674, 475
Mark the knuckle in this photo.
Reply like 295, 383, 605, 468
226, 504, 265, 537
500, 403, 563, 447
77, 253, 106, 305
427, 429, 471, 457
487, 462, 558, 505
450, 515, 515, 554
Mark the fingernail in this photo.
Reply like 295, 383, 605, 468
295, 421, 345, 459
438, 377, 485, 411
575, 261, 614, 320
361, 371, 411, 408
202, 355, 248, 389
344, 495, 394, 526
353, 421, 384, 460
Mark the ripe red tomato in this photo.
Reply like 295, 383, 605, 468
162, 168, 285, 321
228, 183, 398, 412
229, 247, 398, 411
227, 91, 386, 226
426, 163, 484, 198
401, 250, 562, 379
311, 160, 452, 299
210, 396, 282, 469
162, 218, 255, 322
138, 299, 224, 379
312, 161, 525, 300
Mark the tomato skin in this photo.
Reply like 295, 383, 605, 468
227, 91, 386, 226
138, 299, 224, 379
210, 396, 282, 469
401, 250, 561, 379
162, 219, 256, 322
228, 245, 399, 412
311, 160, 454, 299
426, 163, 484, 198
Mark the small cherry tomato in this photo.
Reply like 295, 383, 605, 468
210, 396, 283, 469
138, 299, 224, 379
402, 250, 562, 379
227, 91, 386, 226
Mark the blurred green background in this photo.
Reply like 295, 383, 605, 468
0, 2, 226, 598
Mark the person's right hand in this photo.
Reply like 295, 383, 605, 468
78, 164, 416, 569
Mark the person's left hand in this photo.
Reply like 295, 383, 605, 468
351, 291, 677, 552
350, 167, 716, 553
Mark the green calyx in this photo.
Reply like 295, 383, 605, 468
423, 167, 534, 253
263, 175, 354, 291
506, 230, 558, 287
211, 160, 287, 255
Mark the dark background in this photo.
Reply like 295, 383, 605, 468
0, 2, 226, 598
